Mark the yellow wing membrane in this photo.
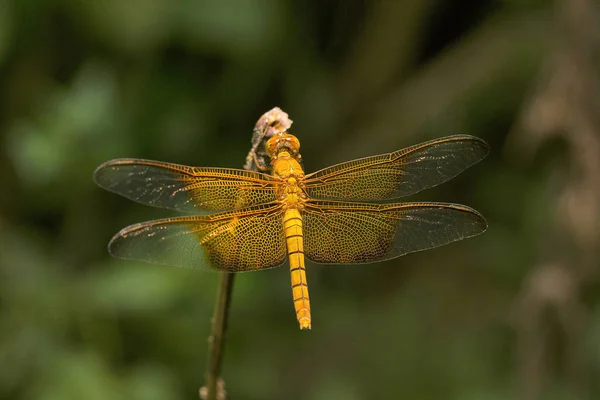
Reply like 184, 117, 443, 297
94, 159, 279, 213
302, 200, 487, 264
108, 204, 287, 271
304, 135, 489, 201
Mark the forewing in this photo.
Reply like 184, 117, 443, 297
304, 135, 489, 201
94, 158, 279, 213
303, 200, 487, 264
108, 204, 287, 271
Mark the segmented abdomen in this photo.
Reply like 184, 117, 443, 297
283, 209, 311, 330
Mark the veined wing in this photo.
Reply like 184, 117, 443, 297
94, 159, 280, 213
303, 200, 487, 264
108, 203, 287, 271
303, 135, 489, 201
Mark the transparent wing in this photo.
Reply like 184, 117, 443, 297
108, 204, 287, 271
303, 135, 489, 201
94, 158, 280, 213
303, 200, 487, 264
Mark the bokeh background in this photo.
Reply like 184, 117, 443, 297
1, 1, 599, 399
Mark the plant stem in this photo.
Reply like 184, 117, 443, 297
204, 272, 235, 400
202, 107, 293, 400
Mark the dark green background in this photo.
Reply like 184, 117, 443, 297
1, 1, 599, 399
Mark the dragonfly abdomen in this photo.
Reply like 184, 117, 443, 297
283, 208, 311, 330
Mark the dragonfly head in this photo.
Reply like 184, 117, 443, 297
266, 133, 301, 159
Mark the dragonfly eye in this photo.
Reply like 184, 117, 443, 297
266, 133, 301, 158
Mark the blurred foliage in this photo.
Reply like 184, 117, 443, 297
1, 1, 599, 399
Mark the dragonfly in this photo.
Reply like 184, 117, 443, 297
94, 132, 489, 330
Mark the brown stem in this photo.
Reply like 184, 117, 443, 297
203, 272, 235, 400
201, 108, 293, 400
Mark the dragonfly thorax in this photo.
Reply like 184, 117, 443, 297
269, 136, 307, 209
281, 177, 306, 209
271, 150, 303, 172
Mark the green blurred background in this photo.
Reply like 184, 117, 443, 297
1, 1, 599, 399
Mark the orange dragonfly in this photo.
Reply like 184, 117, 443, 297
94, 132, 488, 330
